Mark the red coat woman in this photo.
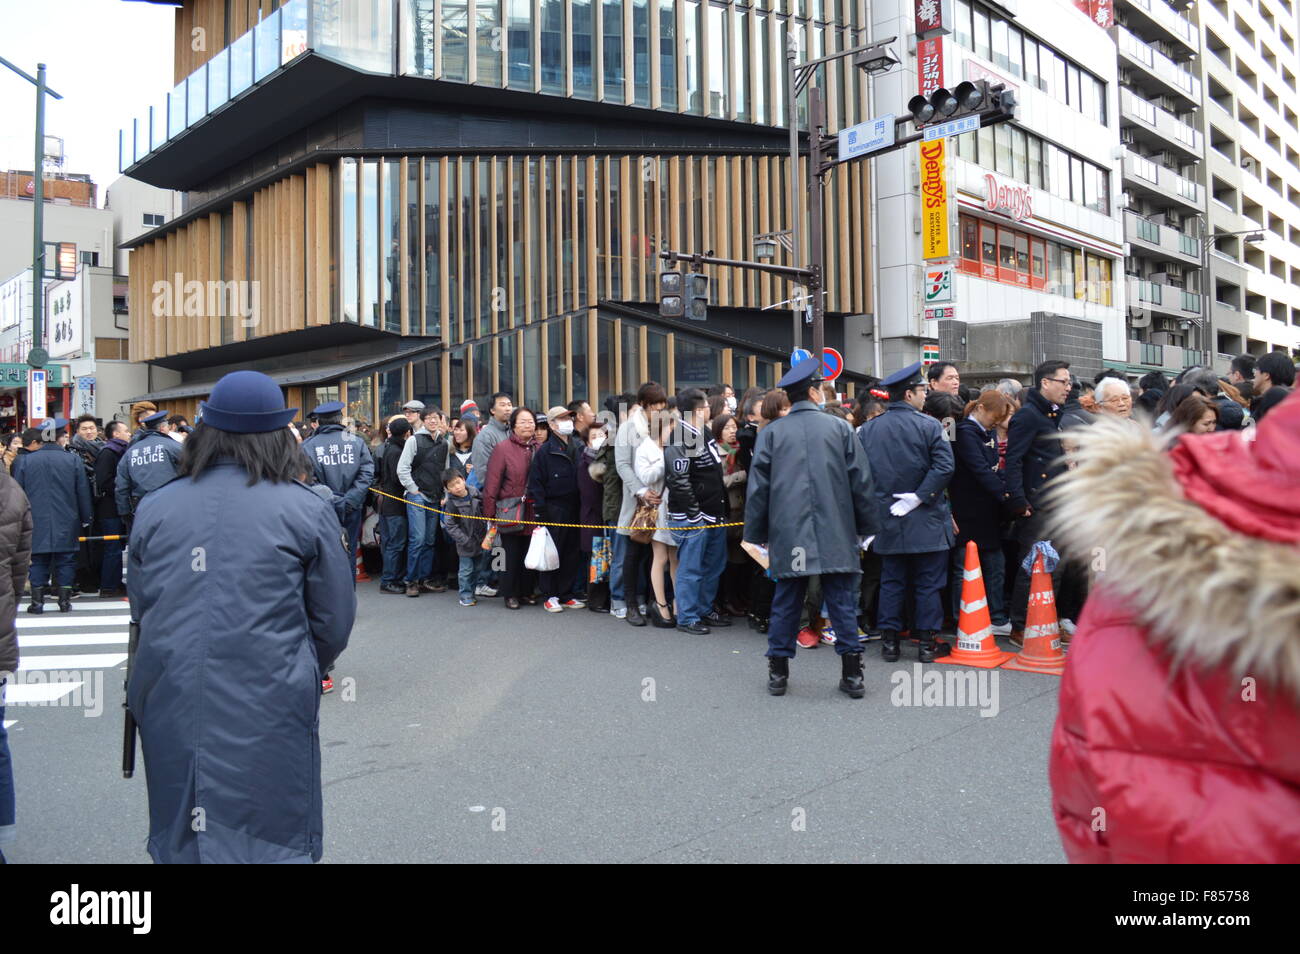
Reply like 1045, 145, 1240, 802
1045, 392, 1300, 863
482, 408, 538, 608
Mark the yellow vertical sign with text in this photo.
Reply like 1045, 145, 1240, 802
920, 138, 949, 260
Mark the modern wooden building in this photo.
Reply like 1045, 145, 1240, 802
120, 0, 878, 428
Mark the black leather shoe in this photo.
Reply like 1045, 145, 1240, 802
58, 586, 74, 613
703, 611, 732, 628
419, 579, 447, 593
755, 617, 769, 634
881, 630, 901, 663
678, 621, 710, 636
767, 656, 789, 696
839, 652, 865, 698
649, 602, 676, 628
626, 603, 647, 627
918, 631, 940, 664
26, 585, 44, 615
505, 597, 521, 610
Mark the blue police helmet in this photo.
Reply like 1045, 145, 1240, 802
199, 370, 299, 434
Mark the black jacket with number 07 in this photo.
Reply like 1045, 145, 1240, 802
664, 419, 727, 524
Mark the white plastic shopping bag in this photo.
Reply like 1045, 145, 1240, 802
525, 526, 560, 572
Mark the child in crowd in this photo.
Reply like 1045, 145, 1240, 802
440, 469, 488, 606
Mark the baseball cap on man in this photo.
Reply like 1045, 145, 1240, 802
545, 405, 573, 423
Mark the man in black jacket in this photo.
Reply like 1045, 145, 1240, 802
1251, 352, 1296, 423
94, 421, 130, 597
527, 406, 585, 612
1004, 360, 1075, 642
664, 388, 729, 635
375, 418, 412, 594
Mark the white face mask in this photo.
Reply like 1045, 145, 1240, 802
726, 396, 737, 412
556, 419, 575, 436
589, 431, 606, 449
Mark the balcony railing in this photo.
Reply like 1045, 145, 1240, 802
1123, 150, 1203, 206
1125, 0, 1197, 47
1115, 24, 1200, 101
1123, 211, 1202, 260
119, 0, 394, 172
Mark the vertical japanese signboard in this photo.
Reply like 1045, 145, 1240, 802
920, 140, 950, 259
914, 0, 952, 39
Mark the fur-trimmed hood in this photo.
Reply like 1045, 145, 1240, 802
1045, 416, 1300, 702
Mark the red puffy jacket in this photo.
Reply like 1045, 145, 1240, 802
1045, 395, 1300, 863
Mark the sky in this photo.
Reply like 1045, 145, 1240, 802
0, 0, 176, 205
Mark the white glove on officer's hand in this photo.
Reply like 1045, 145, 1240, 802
890, 492, 921, 517
859, 535, 875, 551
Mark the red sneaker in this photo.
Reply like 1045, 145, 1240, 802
321, 677, 334, 694
796, 628, 820, 649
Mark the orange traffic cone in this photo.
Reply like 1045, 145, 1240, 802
355, 545, 371, 582
937, 541, 1014, 669
1001, 553, 1066, 675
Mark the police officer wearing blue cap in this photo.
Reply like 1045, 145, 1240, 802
12, 418, 93, 614
126, 369, 355, 863
745, 354, 878, 697
856, 361, 955, 663
115, 408, 183, 519
300, 400, 375, 560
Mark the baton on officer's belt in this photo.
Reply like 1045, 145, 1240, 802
122, 618, 140, 779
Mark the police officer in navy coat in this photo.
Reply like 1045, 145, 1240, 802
300, 401, 375, 558
12, 420, 92, 614
127, 370, 355, 864
856, 362, 955, 664
744, 355, 877, 698
115, 409, 182, 519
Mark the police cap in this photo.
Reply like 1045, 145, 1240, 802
142, 410, 170, 425
777, 354, 823, 392
311, 401, 345, 416
880, 361, 925, 390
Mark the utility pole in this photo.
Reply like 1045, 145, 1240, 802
0, 55, 62, 370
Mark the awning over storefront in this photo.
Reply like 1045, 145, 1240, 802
122, 340, 443, 405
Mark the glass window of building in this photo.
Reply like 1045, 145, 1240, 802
383, 159, 400, 333
972, 4, 990, 61
991, 17, 1009, 72
1023, 36, 1039, 90
755, 361, 772, 389
621, 321, 642, 390
1080, 73, 1097, 125
406, 161, 420, 332
1011, 127, 1028, 183
604, 0, 625, 102
1072, 248, 1086, 300
423, 159, 441, 336
674, 337, 720, 391
1070, 155, 1085, 206
472, 340, 491, 402
480, 159, 494, 337
1031, 238, 1046, 289
342, 158, 358, 323
684, 0, 703, 113
980, 222, 997, 279
731, 354, 749, 393
448, 346, 468, 409
541, 0, 567, 94
633, 0, 651, 106
954, 0, 973, 49
1028, 136, 1044, 190
377, 366, 405, 422
498, 333, 518, 402
1014, 232, 1030, 284
957, 128, 976, 162
574, 0, 595, 98
443, 0, 469, 82
477, 0, 503, 86
461, 160, 475, 342
708, 3, 728, 118
961, 216, 979, 266
994, 124, 1012, 175
753, 8, 767, 123
1006, 24, 1023, 78
997, 226, 1016, 282
413, 356, 443, 411
1038, 45, 1056, 98
345, 373, 375, 433
1053, 56, 1067, 106
646, 328, 668, 386
254, 10, 281, 82
314, 386, 341, 409
509, 0, 533, 89
571, 315, 590, 399
660, 0, 677, 110
547, 319, 567, 403
733, 5, 749, 122
1093, 78, 1107, 124
597, 317, 615, 404
361, 160, 379, 328
523, 325, 542, 409
976, 122, 994, 169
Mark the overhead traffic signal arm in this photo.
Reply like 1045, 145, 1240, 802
907, 80, 1016, 130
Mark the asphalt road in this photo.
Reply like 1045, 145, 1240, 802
5, 585, 1067, 863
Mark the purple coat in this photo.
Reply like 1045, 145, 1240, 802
576, 442, 604, 551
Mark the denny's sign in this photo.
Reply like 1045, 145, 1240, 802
920, 139, 950, 260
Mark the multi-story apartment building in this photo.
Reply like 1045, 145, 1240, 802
870, 0, 1126, 383
1111, 0, 1209, 378
1194, 0, 1300, 371
116, 0, 881, 427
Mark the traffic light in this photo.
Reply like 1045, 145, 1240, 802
906, 80, 1014, 129
659, 270, 684, 318
685, 272, 709, 321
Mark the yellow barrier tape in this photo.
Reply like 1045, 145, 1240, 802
368, 487, 742, 532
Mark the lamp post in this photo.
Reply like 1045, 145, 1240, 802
1195, 214, 1264, 370
0, 55, 63, 370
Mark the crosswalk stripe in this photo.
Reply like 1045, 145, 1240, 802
17, 653, 127, 671
16, 615, 132, 629
4, 682, 84, 704
19, 633, 129, 648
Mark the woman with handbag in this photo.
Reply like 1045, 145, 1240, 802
639, 409, 680, 628
483, 407, 539, 609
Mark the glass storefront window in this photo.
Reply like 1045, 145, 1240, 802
674, 337, 720, 392
448, 346, 468, 409
461, 162, 475, 341
571, 316, 589, 400
755, 361, 772, 389
314, 386, 341, 408
345, 373, 375, 434
383, 159, 400, 333
498, 333, 518, 402
480, 159, 493, 338
731, 354, 749, 393
597, 317, 615, 405
548, 319, 567, 404
361, 160, 379, 327
413, 356, 443, 411
407, 160, 420, 333
472, 340, 492, 402
646, 329, 668, 388
621, 322, 641, 391
377, 366, 406, 423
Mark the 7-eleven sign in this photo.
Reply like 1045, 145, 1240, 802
922, 344, 941, 366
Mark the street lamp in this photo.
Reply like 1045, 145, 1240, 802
753, 230, 794, 263
1194, 216, 1265, 369
0, 55, 62, 371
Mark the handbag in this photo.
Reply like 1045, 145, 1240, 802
494, 495, 530, 534
629, 500, 658, 544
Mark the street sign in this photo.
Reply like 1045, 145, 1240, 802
922, 344, 941, 366
922, 114, 980, 140
923, 264, 955, 304
791, 348, 812, 366
838, 114, 895, 161
28, 368, 47, 421
821, 348, 844, 382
